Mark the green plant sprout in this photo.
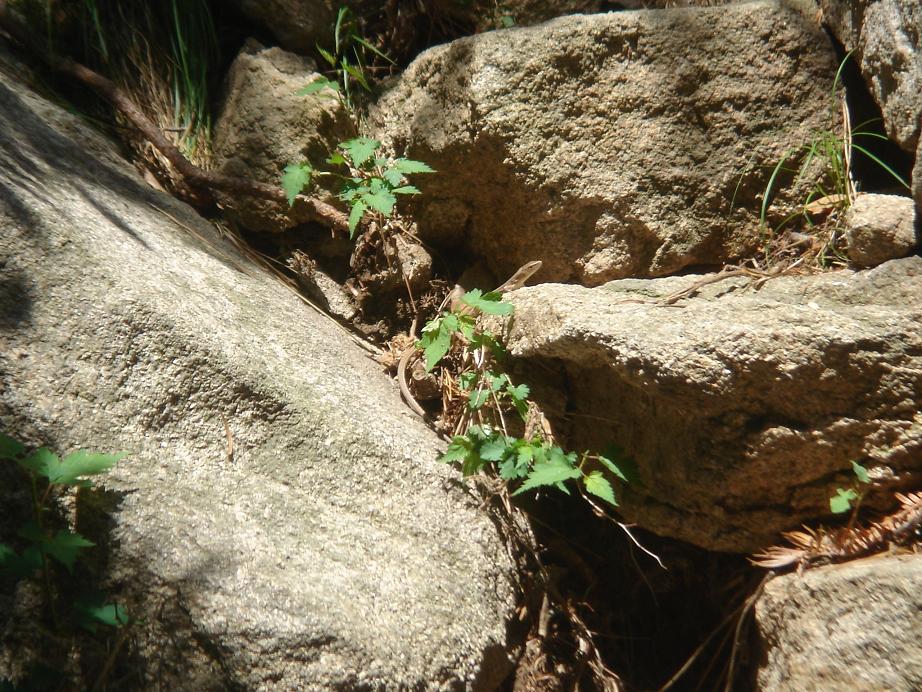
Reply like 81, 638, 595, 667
311, 6, 394, 109
282, 137, 433, 238
419, 291, 633, 510
829, 460, 870, 516
0, 432, 129, 633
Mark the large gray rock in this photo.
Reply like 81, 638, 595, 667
755, 553, 922, 691
818, 0, 922, 153
213, 41, 355, 233
845, 192, 917, 266
370, 1, 838, 285
500, 258, 922, 552
0, 53, 516, 689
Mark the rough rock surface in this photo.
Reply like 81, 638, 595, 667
212, 41, 355, 233
227, 0, 355, 55
501, 258, 922, 552
755, 553, 922, 691
845, 193, 917, 266
370, 1, 837, 285
819, 0, 921, 154
0, 54, 516, 689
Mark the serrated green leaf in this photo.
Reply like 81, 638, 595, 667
830, 487, 858, 514
598, 454, 629, 483
340, 137, 380, 167
382, 168, 404, 187
392, 185, 420, 195
461, 451, 485, 477
506, 383, 530, 401
585, 471, 618, 507
18, 447, 56, 478
392, 159, 435, 174
44, 530, 94, 573
498, 458, 519, 480
479, 437, 510, 462
439, 437, 471, 464
50, 449, 125, 485
601, 445, 639, 484
281, 163, 312, 206
469, 388, 490, 411
297, 77, 340, 96
513, 461, 581, 496
461, 289, 515, 315
348, 201, 366, 238
458, 372, 477, 391
851, 461, 870, 484
419, 317, 456, 371
361, 188, 397, 216
0, 433, 25, 459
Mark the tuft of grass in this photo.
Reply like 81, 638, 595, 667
10, 0, 220, 167
748, 53, 910, 268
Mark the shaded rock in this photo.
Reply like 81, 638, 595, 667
501, 258, 922, 552
819, 0, 922, 153
755, 553, 922, 691
845, 192, 917, 266
370, 1, 837, 285
0, 56, 516, 689
477, 0, 603, 30
227, 0, 354, 55
212, 41, 355, 233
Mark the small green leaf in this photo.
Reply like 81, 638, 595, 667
348, 201, 367, 238
281, 163, 313, 206
439, 437, 472, 464
461, 451, 486, 477
507, 382, 529, 400
458, 372, 477, 391
585, 471, 618, 507
598, 454, 629, 483
601, 445, 639, 484
297, 77, 341, 96
392, 185, 421, 195
500, 14, 515, 28
18, 447, 57, 478
830, 487, 858, 514
340, 137, 380, 168
391, 159, 435, 175
479, 437, 510, 462
469, 388, 490, 410
74, 594, 129, 632
461, 289, 514, 315
851, 461, 870, 484
43, 530, 94, 573
361, 188, 397, 216
0, 433, 25, 460
418, 316, 457, 371
50, 449, 125, 485
382, 168, 404, 187
514, 460, 581, 496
